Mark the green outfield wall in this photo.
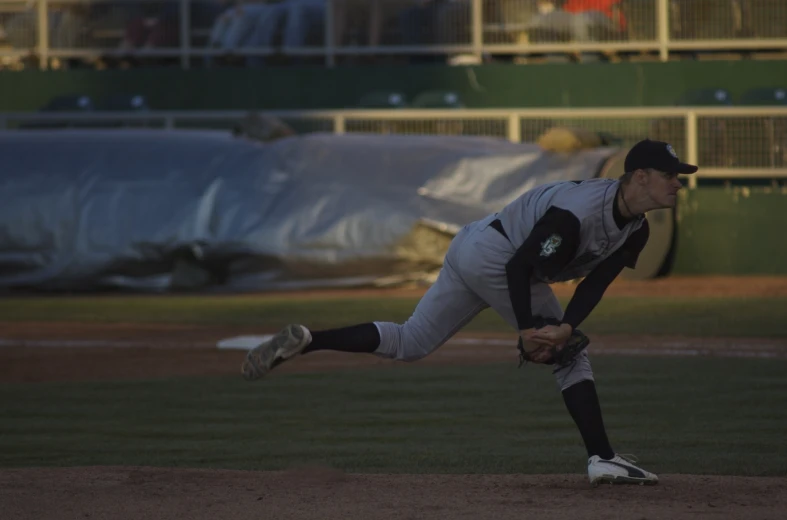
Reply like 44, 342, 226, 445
673, 186, 787, 275
2, 60, 787, 111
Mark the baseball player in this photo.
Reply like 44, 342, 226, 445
241, 138, 698, 486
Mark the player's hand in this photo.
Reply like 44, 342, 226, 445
518, 328, 553, 363
531, 323, 573, 347
519, 327, 552, 345
518, 328, 553, 357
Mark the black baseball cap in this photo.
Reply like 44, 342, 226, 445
624, 139, 698, 174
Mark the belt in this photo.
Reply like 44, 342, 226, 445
490, 218, 509, 241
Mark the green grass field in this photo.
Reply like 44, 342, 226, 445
1, 293, 786, 336
1, 292, 786, 477
1, 357, 786, 475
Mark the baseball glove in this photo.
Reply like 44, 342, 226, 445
517, 316, 590, 368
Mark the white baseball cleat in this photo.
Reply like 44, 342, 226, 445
241, 324, 312, 381
588, 454, 659, 486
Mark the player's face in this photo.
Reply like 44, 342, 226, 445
645, 169, 683, 208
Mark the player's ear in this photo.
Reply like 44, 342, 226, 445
636, 168, 649, 185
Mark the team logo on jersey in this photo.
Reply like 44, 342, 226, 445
666, 144, 678, 158
540, 234, 562, 257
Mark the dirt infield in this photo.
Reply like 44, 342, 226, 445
2, 327, 787, 384
3, 466, 787, 520
3, 276, 787, 520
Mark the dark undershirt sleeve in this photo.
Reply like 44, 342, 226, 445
562, 220, 650, 330
505, 207, 581, 330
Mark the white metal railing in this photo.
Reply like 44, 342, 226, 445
2, 106, 787, 188
0, 0, 786, 69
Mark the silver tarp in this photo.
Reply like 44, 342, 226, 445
0, 129, 618, 292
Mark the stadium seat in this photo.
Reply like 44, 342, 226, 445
411, 90, 464, 109
738, 87, 787, 106
40, 94, 95, 112
99, 94, 150, 111
96, 94, 152, 128
674, 88, 733, 106
356, 91, 408, 109
21, 94, 95, 129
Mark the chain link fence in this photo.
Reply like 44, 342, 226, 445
2, 0, 787, 68
345, 117, 507, 138
1, 108, 786, 179
698, 115, 787, 168
669, 0, 787, 41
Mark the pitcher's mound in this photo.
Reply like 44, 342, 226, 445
2, 466, 786, 520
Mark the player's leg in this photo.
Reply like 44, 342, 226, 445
535, 286, 658, 485
453, 226, 656, 484
304, 244, 489, 362
241, 223, 488, 379
529, 287, 613, 455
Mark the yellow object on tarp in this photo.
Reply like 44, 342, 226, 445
537, 127, 604, 153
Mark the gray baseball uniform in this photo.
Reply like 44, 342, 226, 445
373, 178, 649, 391
242, 138, 692, 486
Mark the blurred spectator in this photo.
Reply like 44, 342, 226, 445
205, 0, 276, 66
277, 0, 325, 48
120, 0, 225, 51
205, 0, 325, 67
120, 3, 180, 50
526, 0, 569, 42
4, 0, 782, 70
399, 0, 471, 63
494, 0, 541, 34
483, 0, 540, 59
538, 0, 558, 14
525, 0, 625, 42
206, 0, 271, 53
562, 0, 626, 34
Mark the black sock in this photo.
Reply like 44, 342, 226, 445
561, 379, 615, 460
301, 323, 380, 354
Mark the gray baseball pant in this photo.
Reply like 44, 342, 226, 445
374, 214, 594, 391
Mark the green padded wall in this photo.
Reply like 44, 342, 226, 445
1, 60, 786, 111
673, 186, 787, 275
